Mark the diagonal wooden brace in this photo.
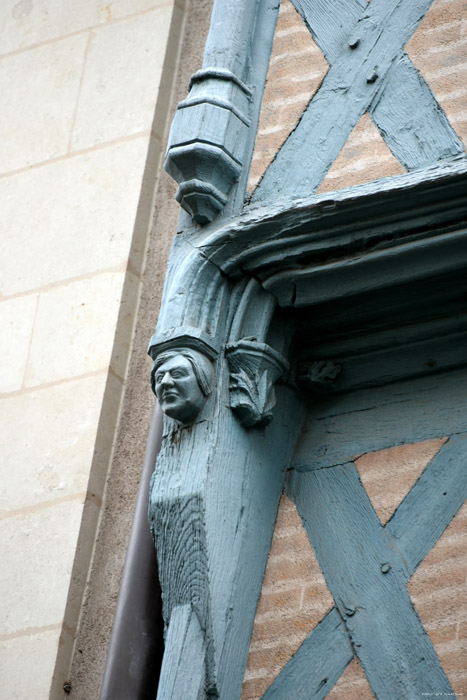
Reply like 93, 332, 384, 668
253, 0, 463, 203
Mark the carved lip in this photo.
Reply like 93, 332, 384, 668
160, 390, 179, 399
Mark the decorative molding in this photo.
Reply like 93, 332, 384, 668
165, 66, 252, 224
163, 0, 273, 225
225, 340, 289, 427
200, 156, 467, 280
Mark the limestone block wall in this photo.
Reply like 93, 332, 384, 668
0, 1, 185, 698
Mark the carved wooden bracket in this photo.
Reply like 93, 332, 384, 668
225, 340, 289, 427
165, 68, 252, 224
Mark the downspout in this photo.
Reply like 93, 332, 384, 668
99, 403, 164, 700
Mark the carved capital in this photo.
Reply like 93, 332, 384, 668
225, 340, 289, 427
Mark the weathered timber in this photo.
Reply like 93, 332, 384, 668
225, 279, 289, 427
295, 322, 467, 395
267, 430, 467, 698
293, 369, 467, 471
149, 382, 305, 698
262, 608, 353, 700
198, 157, 467, 277
387, 432, 467, 576
263, 226, 467, 308
147, 0, 467, 692
291, 0, 462, 172
253, 0, 455, 203
287, 463, 454, 698
156, 604, 205, 700
164, 0, 280, 223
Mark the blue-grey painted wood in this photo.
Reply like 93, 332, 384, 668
164, 0, 281, 224
230, 0, 281, 215
262, 608, 353, 700
291, 0, 462, 172
214, 387, 306, 699
292, 0, 366, 65
287, 464, 454, 699
387, 432, 467, 577
253, 0, 443, 203
293, 370, 467, 471
199, 157, 467, 278
149, 378, 306, 699
263, 222, 467, 309
297, 327, 467, 395
202, 0, 261, 81
371, 54, 463, 170
264, 432, 467, 698
156, 604, 206, 700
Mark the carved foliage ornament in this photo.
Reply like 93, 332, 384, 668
225, 339, 289, 427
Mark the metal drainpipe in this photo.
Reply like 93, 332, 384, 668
99, 402, 164, 700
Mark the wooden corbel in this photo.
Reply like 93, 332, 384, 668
224, 279, 290, 428
147, 157, 467, 700
225, 340, 289, 427
147, 239, 303, 700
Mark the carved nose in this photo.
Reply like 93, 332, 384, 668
160, 372, 174, 387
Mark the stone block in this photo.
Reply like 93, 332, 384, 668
0, 34, 86, 173
0, 628, 59, 700
0, 374, 107, 514
0, 0, 174, 56
0, 138, 148, 297
0, 294, 37, 392
24, 272, 126, 387
71, 7, 173, 150
0, 499, 84, 635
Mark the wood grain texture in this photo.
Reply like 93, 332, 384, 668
253, 0, 458, 203
266, 431, 466, 699
156, 605, 205, 700
199, 157, 467, 278
287, 463, 454, 698
293, 370, 467, 471
371, 53, 463, 170
291, 0, 462, 172
387, 432, 467, 577
262, 608, 353, 700
149, 378, 306, 699
263, 225, 467, 308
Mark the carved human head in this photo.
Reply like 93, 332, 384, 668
151, 348, 213, 424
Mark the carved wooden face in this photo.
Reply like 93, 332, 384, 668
154, 354, 206, 424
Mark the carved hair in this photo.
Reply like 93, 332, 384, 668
151, 348, 213, 396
